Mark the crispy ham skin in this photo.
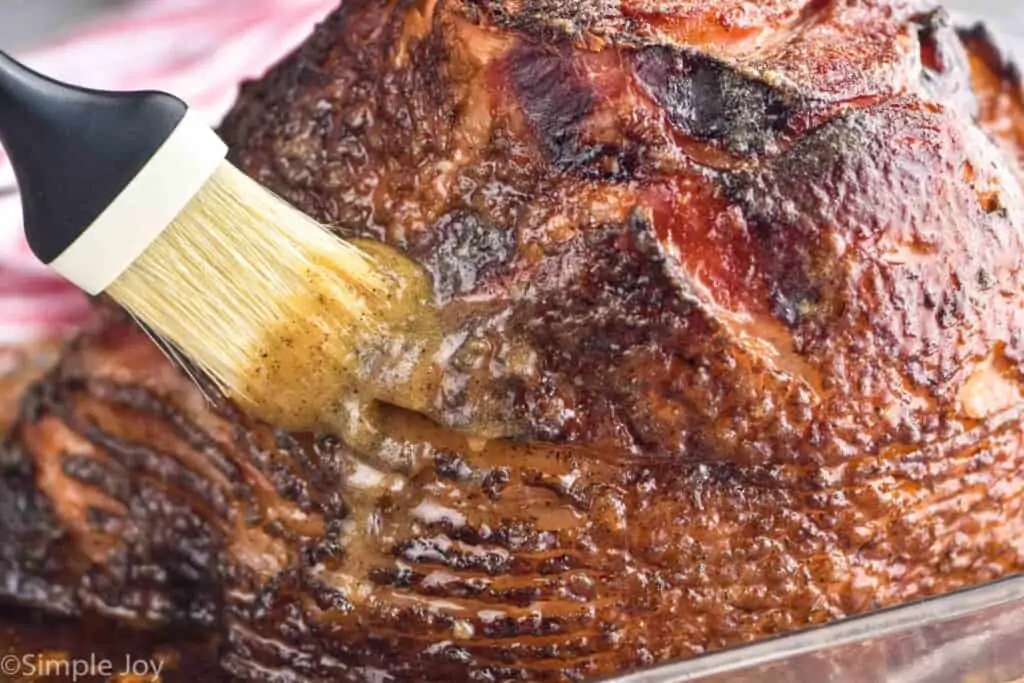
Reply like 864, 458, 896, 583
4, 2, 1024, 681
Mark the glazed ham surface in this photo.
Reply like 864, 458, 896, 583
3, 1, 1024, 681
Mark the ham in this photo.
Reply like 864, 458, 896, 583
2, 2, 1024, 680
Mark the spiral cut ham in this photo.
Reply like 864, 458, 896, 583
3, 1, 1024, 681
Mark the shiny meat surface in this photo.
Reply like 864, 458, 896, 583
3, 1, 1024, 681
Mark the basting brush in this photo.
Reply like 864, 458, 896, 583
0, 50, 440, 438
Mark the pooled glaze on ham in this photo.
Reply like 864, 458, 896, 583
3, 1, 1024, 681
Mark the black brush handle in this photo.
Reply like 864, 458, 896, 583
0, 51, 187, 263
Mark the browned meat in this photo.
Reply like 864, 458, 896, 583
3, 1, 1024, 681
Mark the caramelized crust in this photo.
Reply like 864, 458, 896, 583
3, 2, 1024, 681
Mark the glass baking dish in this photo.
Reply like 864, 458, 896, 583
603, 576, 1024, 683
602, 16, 1024, 683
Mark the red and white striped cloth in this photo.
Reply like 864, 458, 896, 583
0, 0, 338, 343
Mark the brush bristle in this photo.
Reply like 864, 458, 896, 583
106, 162, 432, 430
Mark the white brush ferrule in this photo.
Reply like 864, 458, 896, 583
48, 109, 228, 295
